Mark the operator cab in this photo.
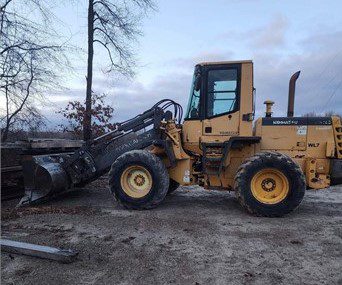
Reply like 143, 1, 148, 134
182, 60, 255, 154
186, 63, 240, 120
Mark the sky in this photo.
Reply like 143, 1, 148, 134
7, 0, 342, 127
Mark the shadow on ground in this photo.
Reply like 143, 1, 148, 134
1, 181, 342, 285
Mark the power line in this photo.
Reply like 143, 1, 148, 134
322, 78, 342, 111
310, 51, 340, 96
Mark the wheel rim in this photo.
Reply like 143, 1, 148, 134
251, 168, 289, 204
120, 165, 152, 198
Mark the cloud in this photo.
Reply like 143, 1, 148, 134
171, 51, 235, 70
215, 19, 342, 117
217, 15, 289, 50
253, 30, 342, 117
42, 71, 193, 127
108, 72, 192, 122
43, 23, 342, 130
250, 15, 288, 48
300, 30, 342, 51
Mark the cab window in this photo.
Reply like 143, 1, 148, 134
206, 68, 238, 117
185, 69, 201, 119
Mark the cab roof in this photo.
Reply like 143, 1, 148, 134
198, 60, 253, 66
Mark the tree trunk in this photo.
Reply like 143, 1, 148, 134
2, 84, 10, 142
84, 0, 94, 142
1, 122, 9, 142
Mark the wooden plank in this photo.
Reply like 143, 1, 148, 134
28, 139, 83, 149
0, 239, 78, 263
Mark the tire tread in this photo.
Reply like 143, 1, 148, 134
234, 151, 306, 217
108, 150, 169, 210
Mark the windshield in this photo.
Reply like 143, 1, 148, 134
185, 67, 201, 119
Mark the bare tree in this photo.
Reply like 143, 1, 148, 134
83, 0, 155, 141
0, 0, 67, 142
302, 111, 342, 119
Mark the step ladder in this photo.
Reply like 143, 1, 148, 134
201, 137, 261, 177
201, 142, 227, 176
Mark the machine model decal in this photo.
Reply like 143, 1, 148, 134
262, 117, 332, 126
308, 142, 320, 147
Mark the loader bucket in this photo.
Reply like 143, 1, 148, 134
19, 155, 70, 206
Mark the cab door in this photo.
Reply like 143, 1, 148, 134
182, 65, 204, 154
202, 64, 241, 140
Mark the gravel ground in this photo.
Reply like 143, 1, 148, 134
1, 179, 342, 285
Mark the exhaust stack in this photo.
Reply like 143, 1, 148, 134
287, 71, 301, 117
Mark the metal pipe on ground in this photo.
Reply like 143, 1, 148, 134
0, 239, 78, 263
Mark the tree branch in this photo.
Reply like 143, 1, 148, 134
0, 0, 13, 12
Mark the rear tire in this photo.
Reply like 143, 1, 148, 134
109, 150, 169, 210
234, 152, 306, 217
167, 179, 179, 195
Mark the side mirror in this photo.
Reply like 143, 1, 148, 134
194, 75, 201, 91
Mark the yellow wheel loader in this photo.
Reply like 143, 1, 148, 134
20, 60, 342, 217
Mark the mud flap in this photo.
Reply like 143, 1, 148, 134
331, 159, 342, 185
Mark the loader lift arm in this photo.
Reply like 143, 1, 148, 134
20, 100, 183, 205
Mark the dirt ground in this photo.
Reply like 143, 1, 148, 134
1, 178, 342, 285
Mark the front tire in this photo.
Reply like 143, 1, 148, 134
234, 152, 306, 217
109, 150, 169, 210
